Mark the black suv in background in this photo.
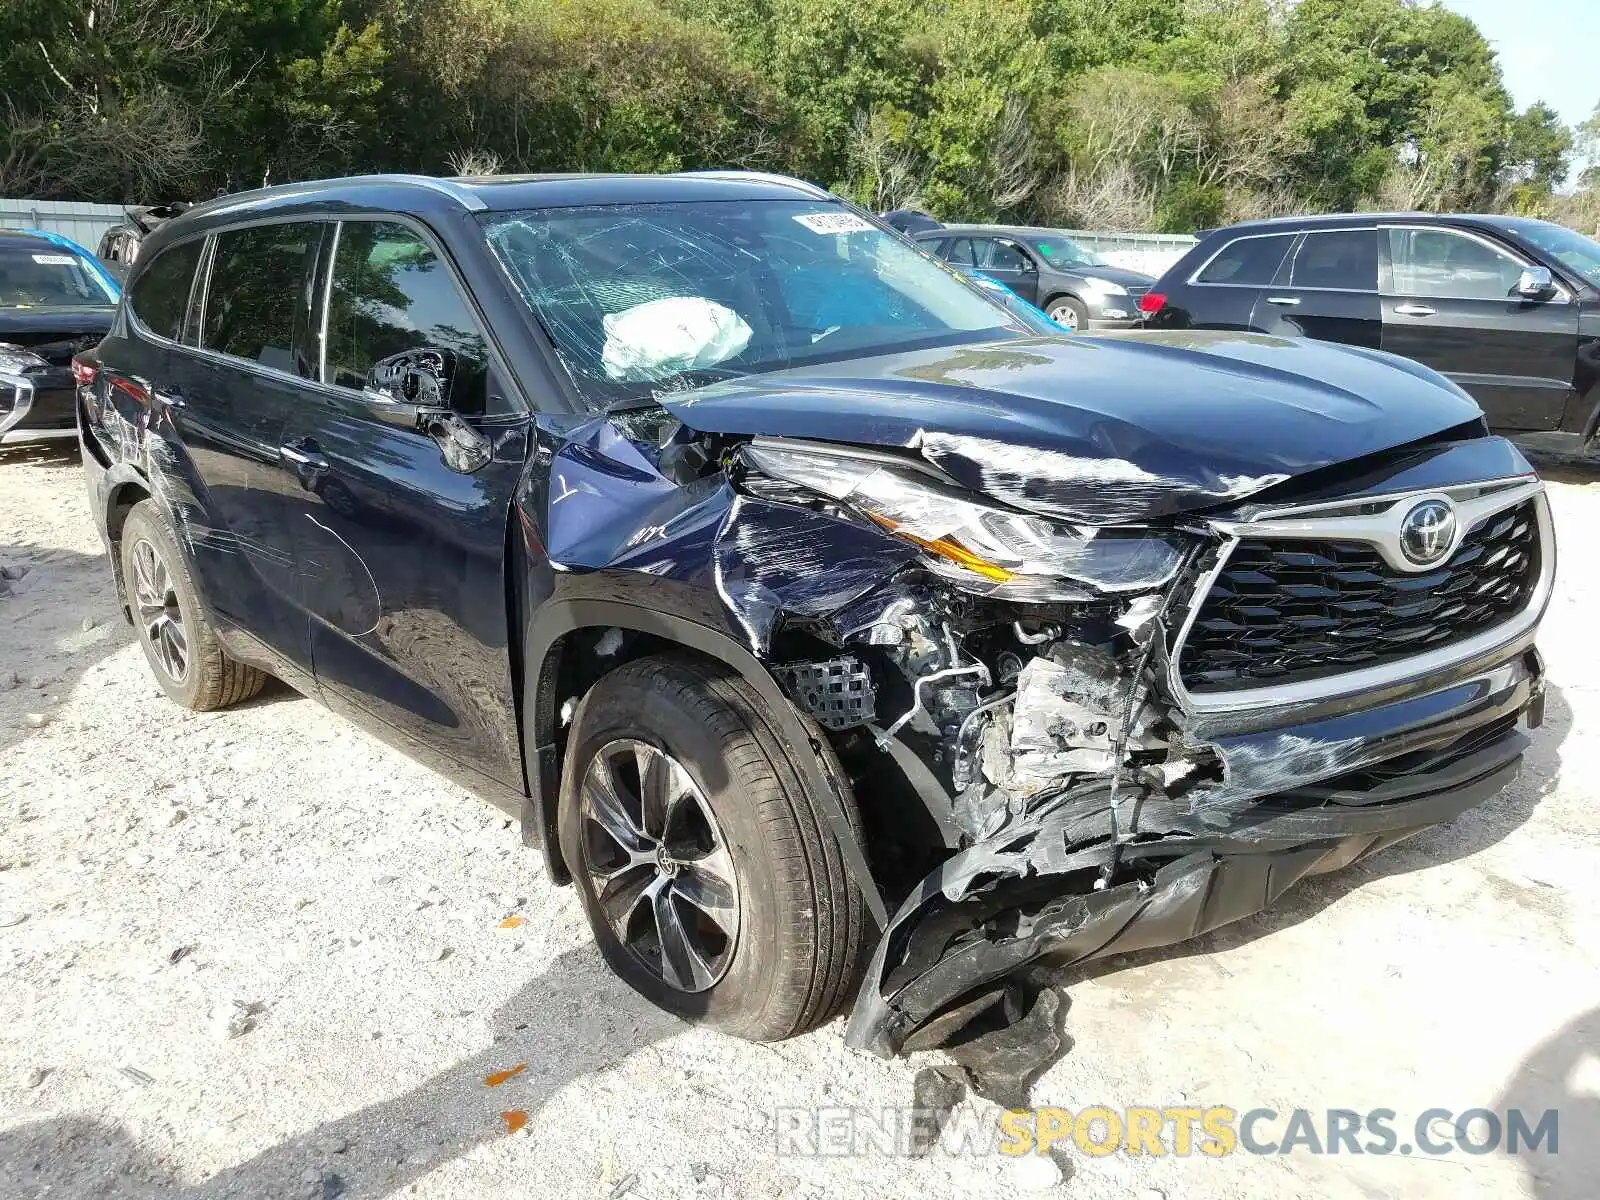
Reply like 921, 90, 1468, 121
78, 174, 1552, 1057
914, 224, 1154, 331
1140, 213, 1600, 441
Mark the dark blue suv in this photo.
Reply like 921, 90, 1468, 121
77, 173, 1553, 1056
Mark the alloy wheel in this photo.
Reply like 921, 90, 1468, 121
578, 738, 740, 993
131, 537, 188, 682
1048, 302, 1080, 331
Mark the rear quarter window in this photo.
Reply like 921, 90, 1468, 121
1195, 234, 1294, 285
129, 240, 202, 341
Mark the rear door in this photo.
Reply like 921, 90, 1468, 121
1251, 227, 1382, 348
1168, 231, 1296, 330
179, 221, 327, 681
972, 236, 1041, 305
101, 222, 324, 687
1380, 225, 1578, 430
280, 217, 529, 788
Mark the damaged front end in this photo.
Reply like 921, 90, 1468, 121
552, 409, 1553, 1058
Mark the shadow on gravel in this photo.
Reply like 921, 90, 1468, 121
928, 684, 1572, 1109
0, 943, 686, 1199
0, 541, 133, 759
1495, 1004, 1600, 1200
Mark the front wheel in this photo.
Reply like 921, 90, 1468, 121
557, 655, 868, 1041
1046, 296, 1089, 332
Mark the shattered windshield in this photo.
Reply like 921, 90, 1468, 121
0, 246, 116, 308
483, 201, 1021, 406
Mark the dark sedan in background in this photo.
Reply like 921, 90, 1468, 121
0, 229, 119, 447
1140, 212, 1600, 443
914, 224, 1155, 331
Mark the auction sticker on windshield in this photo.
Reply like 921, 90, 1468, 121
31, 254, 78, 266
794, 212, 875, 235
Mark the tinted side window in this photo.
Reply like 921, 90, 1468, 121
129, 240, 202, 340
1290, 230, 1379, 291
945, 238, 978, 268
980, 240, 1029, 271
201, 223, 322, 375
324, 221, 491, 414
1196, 234, 1294, 285
1388, 228, 1525, 300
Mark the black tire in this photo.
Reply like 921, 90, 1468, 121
557, 654, 869, 1041
120, 499, 266, 711
1045, 294, 1089, 332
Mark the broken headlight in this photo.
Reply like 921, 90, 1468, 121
740, 440, 1186, 600
0, 344, 48, 376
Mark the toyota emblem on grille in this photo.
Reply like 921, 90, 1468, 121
1399, 499, 1457, 566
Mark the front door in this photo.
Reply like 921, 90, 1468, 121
973, 237, 1040, 305
281, 217, 529, 789
1380, 225, 1579, 431
1250, 227, 1382, 349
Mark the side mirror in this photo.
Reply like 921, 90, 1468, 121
1516, 265, 1554, 299
364, 346, 455, 410
359, 346, 490, 474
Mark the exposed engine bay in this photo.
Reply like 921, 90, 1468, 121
551, 406, 1549, 1057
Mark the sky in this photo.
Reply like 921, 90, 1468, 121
1440, 0, 1596, 132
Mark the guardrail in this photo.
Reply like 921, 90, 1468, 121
1058, 229, 1198, 277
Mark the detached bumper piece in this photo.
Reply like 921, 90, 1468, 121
844, 715, 1528, 1058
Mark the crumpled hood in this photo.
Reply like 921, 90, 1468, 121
661, 330, 1485, 524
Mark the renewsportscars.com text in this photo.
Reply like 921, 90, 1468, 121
774, 1105, 1560, 1160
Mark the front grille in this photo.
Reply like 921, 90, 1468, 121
1179, 499, 1540, 693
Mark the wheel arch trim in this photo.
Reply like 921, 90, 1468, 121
521, 598, 887, 926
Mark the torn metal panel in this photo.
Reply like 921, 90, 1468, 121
712, 494, 917, 653
918, 431, 1288, 526
846, 721, 1529, 1057
844, 643, 1543, 1056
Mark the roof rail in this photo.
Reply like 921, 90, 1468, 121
190, 174, 489, 222
674, 170, 831, 199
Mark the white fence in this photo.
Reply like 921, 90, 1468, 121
0, 198, 127, 251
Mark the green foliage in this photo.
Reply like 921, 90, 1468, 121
0, 0, 1580, 233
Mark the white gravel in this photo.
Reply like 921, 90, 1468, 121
1, 441, 1597, 1199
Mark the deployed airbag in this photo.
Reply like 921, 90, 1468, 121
601, 296, 752, 382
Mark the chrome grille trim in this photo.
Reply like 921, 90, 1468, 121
1166, 476, 1555, 714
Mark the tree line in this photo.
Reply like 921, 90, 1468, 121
3, 0, 1596, 233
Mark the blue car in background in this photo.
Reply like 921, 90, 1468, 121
968, 271, 1068, 334
0, 228, 120, 448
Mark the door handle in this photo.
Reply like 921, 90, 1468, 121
1393, 303, 1436, 317
1264, 296, 1301, 306
279, 440, 329, 470
279, 440, 331, 490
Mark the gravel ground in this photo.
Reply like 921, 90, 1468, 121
1, 441, 1597, 1200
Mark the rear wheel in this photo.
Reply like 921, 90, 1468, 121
120, 500, 266, 711
557, 654, 868, 1041
1046, 295, 1088, 332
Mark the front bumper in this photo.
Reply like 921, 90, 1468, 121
1, 370, 77, 445
845, 640, 1544, 1056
